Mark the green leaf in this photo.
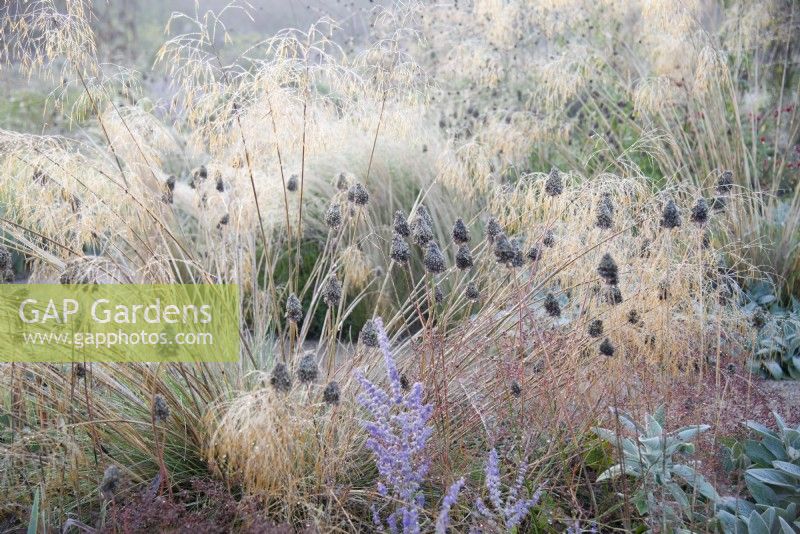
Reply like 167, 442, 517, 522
746, 469, 797, 489
27, 488, 39, 534
773, 461, 800, 480
746, 421, 780, 440
646, 414, 663, 437
747, 510, 771, 534
675, 425, 710, 442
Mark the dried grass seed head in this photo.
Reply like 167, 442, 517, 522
486, 216, 502, 243
287, 174, 299, 192
599, 338, 615, 356
465, 281, 480, 301
452, 218, 470, 244
493, 232, 516, 265
336, 172, 349, 191
325, 202, 343, 229
543, 229, 555, 248
660, 199, 681, 229
690, 197, 709, 225
544, 167, 563, 196
390, 233, 411, 264
285, 293, 303, 323
297, 353, 319, 384
100, 465, 120, 500
152, 394, 170, 423
424, 241, 447, 273
411, 215, 434, 246
588, 319, 604, 337
435, 284, 445, 303
527, 245, 541, 262
597, 253, 619, 285
596, 193, 614, 230
347, 182, 369, 206
270, 362, 292, 392
323, 381, 340, 405
717, 170, 734, 194
393, 210, 411, 237
510, 381, 522, 398
455, 243, 474, 270
360, 319, 379, 347
322, 274, 342, 307
544, 292, 561, 317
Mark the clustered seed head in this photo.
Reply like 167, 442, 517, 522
455, 244, 474, 270
452, 218, 470, 244
417, 205, 434, 227
588, 319, 603, 338
510, 381, 522, 398
270, 362, 292, 392
465, 282, 480, 301
390, 233, 411, 264
322, 275, 342, 307
337, 172, 349, 191
393, 210, 411, 237
711, 195, 727, 212
217, 214, 229, 228
544, 293, 561, 317
716, 170, 734, 194
216, 175, 225, 192
702, 230, 711, 249
605, 285, 623, 305
599, 338, 615, 356
399, 374, 410, 391
100, 465, 120, 500
297, 353, 319, 384
660, 199, 681, 229
285, 293, 303, 323
347, 182, 369, 206
435, 285, 445, 304
152, 394, 170, 423
424, 241, 447, 273
690, 198, 709, 225
596, 193, 614, 230
323, 381, 340, 405
74, 363, 86, 379
493, 233, 516, 265
287, 174, 298, 192
0, 246, 13, 283
166, 175, 176, 191
542, 230, 555, 248
597, 253, 619, 285
411, 215, 434, 246
627, 309, 641, 325
486, 217, 502, 243
360, 319, 379, 347
325, 203, 342, 229
527, 245, 541, 262
509, 239, 525, 268
544, 167, 563, 197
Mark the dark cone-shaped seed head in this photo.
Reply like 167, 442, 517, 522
465, 282, 480, 301
604, 285, 623, 305
595, 193, 614, 230
710, 195, 727, 212
452, 218, 470, 244
455, 244, 473, 270
527, 245, 541, 262
285, 293, 303, 323
424, 241, 447, 273
360, 319, 379, 347
493, 232, 516, 265
347, 183, 369, 206
588, 319, 603, 338
399, 374, 410, 391
393, 210, 411, 237
287, 174, 298, 192
270, 362, 292, 392
716, 170, 734, 194
486, 217, 502, 243
597, 253, 619, 285
544, 293, 561, 317
434, 285, 444, 304
216, 175, 225, 192
217, 214, 229, 228
74, 363, 86, 379
417, 205, 434, 227
152, 394, 170, 423
411, 216, 434, 246
100, 465, 120, 500
336, 172, 349, 191
544, 167, 563, 196
325, 203, 342, 229
510, 381, 522, 398
297, 353, 319, 384
752, 309, 766, 330
627, 309, 641, 325
322, 275, 342, 307
508, 239, 525, 268
542, 230, 555, 248
660, 199, 681, 229
690, 198, 708, 225
390, 233, 411, 264
166, 175, 176, 191
323, 381, 340, 405
599, 338, 615, 356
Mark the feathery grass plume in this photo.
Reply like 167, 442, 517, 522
595, 193, 614, 230
588, 319, 603, 338
152, 394, 170, 423
465, 282, 480, 301
424, 241, 447, 273
455, 244, 474, 270
544, 167, 563, 196
347, 182, 370, 206
599, 338, 615, 356
297, 354, 319, 384
360, 319, 379, 348
493, 232, 516, 265
660, 199, 681, 229
544, 293, 561, 317
336, 172, 349, 191
452, 218, 470, 244
435, 285, 445, 304
325, 202, 343, 230
322, 274, 342, 307
287, 174, 299, 192
510, 381, 522, 398
690, 198, 708, 225
100, 465, 120, 500
527, 245, 541, 262
285, 293, 303, 324
323, 382, 341, 405
597, 253, 619, 285
486, 216, 502, 243
604, 285, 623, 305
542, 230, 555, 248
411, 215, 434, 246
627, 309, 641, 325
393, 210, 411, 237
270, 363, 292, 393
390, 233, 411, 264
716, 170, 734, 194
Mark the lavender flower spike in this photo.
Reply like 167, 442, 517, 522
474, 448, 542, 531
435, 478, 465, 534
